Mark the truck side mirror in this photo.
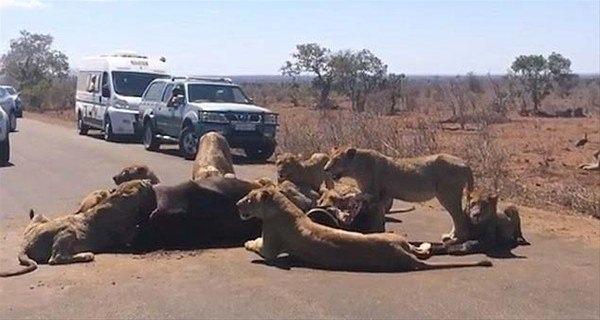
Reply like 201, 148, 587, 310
168, 95, 184, 108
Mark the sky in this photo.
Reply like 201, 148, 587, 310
0, 0, 599, 76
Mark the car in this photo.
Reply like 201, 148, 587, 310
0, 85, 22, 118
0, 86, 18, 132
0, 108, 10, 165
139, 77, 278, 161
75, 52, 170, 141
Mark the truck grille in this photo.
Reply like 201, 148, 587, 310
225, 113, 261, 123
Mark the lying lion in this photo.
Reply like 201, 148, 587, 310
192, 132, 235, 180
579, 149, 599, 172
75, 164, 160, 214
237, 186, 492, 272
0, 180, 156, 277
432, 189, 530, 255
324, 148, 474, 243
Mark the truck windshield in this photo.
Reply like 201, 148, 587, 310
188, 84, 250, 104
112, 72, 168, 97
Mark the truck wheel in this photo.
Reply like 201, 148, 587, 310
245, 143, 275, 162
9, 111, 16, 132
0, 135, 9, 165
104, 116, 115, 142
179, 125, 199, 160
143, 121, 160, 151
77, 114, 89, 135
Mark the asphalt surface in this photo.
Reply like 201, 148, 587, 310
0, 117, 599, 319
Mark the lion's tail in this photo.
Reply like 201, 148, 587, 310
0, 251, 38, 277
416, 259, 492, 271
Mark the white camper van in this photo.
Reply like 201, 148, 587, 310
75, 52, 169, 140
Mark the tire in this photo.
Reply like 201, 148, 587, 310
8, 111, 16, 132
244, 143, 276, 162
77, 114, 89, 135
103, 116, 115, 142
0, 135, 9, 165
142, 121, 160, 151
179, 125, 199, 160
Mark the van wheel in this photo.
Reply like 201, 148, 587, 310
77, 114, 89, 135
143, 121, 160, 151
104, 116, 115, 141
179, 125, 198, 160
245, 143, 275, 162
9, 111, 17, 132
0, 135, 9, 165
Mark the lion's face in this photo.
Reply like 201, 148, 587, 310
113, 165, 158, 185
466, 191, 498, 225
318, 190, 367, 225
323, 148, 357, 179
237, 187, 276, 221
276, 153, 303, 183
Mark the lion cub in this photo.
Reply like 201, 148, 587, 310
237, 186, 492, 272
75, 164, 160, 214
192, 132, 235, 180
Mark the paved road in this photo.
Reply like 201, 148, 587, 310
1, 118, 599, 319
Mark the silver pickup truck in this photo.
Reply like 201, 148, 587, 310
139, 77, 278, 161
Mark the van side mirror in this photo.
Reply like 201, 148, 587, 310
102, 85, 110, 98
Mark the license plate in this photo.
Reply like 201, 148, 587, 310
234, 123, 256, 131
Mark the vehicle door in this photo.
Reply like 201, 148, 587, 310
165, 83, 186, 137
87, 72, 103, 126
148, 82, 168, 133
98, 72, 111, 123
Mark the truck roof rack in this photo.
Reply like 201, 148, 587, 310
170, 76, 233, 83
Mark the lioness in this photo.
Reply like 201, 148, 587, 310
75, 164, 160, 214
579, 149, 599, 172
192, 132, 235, 180
237, 186, 492, 272
0, 180, 156, 277
277, 152, 401, 213
435, 190, 529, 255
324, 148, 474, 243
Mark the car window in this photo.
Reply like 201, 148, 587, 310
161, 84, 174, 102
0, 88, 6, 98
6, 87, 16, 95
187, 84, 249, 103
143, 82, 166, 101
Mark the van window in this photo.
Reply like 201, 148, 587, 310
112, 72, 169, 97
88, 74, 100, 92
144, 82, 166, 101
77, 72, 88, 91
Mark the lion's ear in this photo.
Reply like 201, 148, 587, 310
29, 209, 35, 220
346, 148, 357, 159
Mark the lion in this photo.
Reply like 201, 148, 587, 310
277, 152, 408, 214
430, 189, 530, 255
0, 180, 156, 277
74, 164, 160, 214
323, 148, 474, 243
192, 132, 235, 180
236, 186, 492, 272
579, 149, 599, 172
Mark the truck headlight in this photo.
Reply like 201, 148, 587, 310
200, 111, 228, 124
263, 113, 278, 125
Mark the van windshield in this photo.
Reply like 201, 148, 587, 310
112, 72, 168, 97
188, 84, 250, 104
